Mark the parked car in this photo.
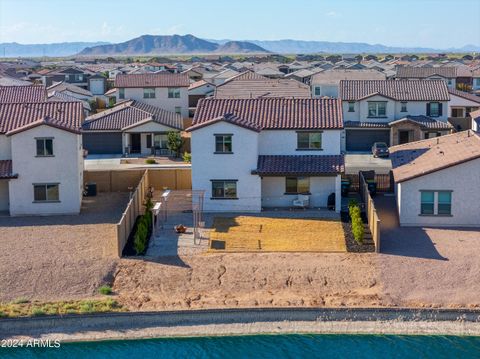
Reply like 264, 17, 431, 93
372, 142, 389, 158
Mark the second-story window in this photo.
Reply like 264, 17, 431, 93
215, 134, 232, 153
168, 88, 181, 98
401, 102, 408, 112
297, 132, 322, 150
36, 138, 53, 157
368, 101, 387, 118
427, 102, 442, 117
118, 88, 125, 99
314, 86, 321, 96
143, 88, 156, 99
348, 102, 355, 112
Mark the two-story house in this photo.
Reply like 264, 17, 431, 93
187, 98, 344, 213
395, 66, 473, 90
0, 101, 84, 216
340, 80, 452, 151
114, 73, 189, 118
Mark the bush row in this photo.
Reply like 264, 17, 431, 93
348, 199, 364, 244
133, 197, 154, 255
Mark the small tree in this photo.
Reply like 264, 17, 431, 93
167, 131, 183, 157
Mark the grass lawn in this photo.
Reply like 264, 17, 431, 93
209, 216, 346, 253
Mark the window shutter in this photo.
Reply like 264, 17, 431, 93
438, 103, 443, 116
426, 103, 431, 116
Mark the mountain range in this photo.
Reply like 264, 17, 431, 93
0, 34, 478, 58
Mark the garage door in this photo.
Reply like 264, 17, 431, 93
346, 129, 390, 152
83, 132, 122, 154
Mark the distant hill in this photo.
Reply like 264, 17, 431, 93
0, 42, 109, 57
78, 35, 269, 56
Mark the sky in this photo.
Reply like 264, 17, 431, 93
0, 0, 479, 48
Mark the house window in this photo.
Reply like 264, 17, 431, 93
175, 106, 182, 115
146, 134, 152, 148
285, 177, 310, 194
118, 88, 125, 99
143, 88, 156, 99
314, 86, 321, 96
33, 183, 59, 202
297, 132, 322, 150
211, 180, 237, 199
348, 102, 355, 112
154, 134, 168, 149
427, 102, 441, 117
437, 191, 452, 215
168, 88, 181, 98
401, 102, 408, 112
420, 191, 435, 215
451, 108, 464, 118
447, 79, 452, 86
36, 138, 53, 156
368, 101, 387, 117
215, 134, 232, 153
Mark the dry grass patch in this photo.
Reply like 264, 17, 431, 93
0, 298, 125, 318
209, 216, 346, 252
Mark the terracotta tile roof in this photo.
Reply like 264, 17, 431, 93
188, 79, 213, 90
390, 130, 480, 183
0, 102, 84, 134
254, 155, 344, 176
0, 160, 17, 179
6, 116, 82, 136
47, 82, 93, 97
187, 113, 262, 133
215, 70, 311, 99
82, 100, 183, 131
339, 80, 450, 101
344, 121, 390, 128
395, 66, 461, 79
0, 85, 46, 103
311, 69, 386, 85
448, 88, 480, 104
115, 73, 189, 88
192, 98, 343, 130
389, 115, 452, 130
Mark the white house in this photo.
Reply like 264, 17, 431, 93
187, 98, 344, 213
114, 73, 189, 118
82, 100, 183, 155
447, 88, 480, 131
0, 101, 84, 216
340, 80, 452, 151
390, 131, 480, 227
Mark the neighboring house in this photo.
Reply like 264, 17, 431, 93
340, 80, 452, 151
187, 98, 344, 213
472, 69, 480, 94
285, 69, 322, 85
0, 85, 46, 102
0, 102, 84, 216
471, 109, 480, 132
447, 88, 480, 131
214, 71, 311, 99
390, 130, 480, 227
203, 69, 240, 86
395, 66, 473, 89
188, 80, 215, 108
115, 73, 190, 118
88, 74, 107, 95
47, 91, 91, 115
311, 69, 386, 98
47, 81, 93, 102
41, 67, 91, 89
0, 75, 33, 86
82, 100, 183, 156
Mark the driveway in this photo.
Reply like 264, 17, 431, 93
374, 195, 480, 307
0, 193, 129, 302
345, 154, 392, 174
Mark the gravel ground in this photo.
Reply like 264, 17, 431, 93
0, 193, 129, 302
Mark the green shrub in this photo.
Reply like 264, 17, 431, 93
145, 158, 156, 164
98, 285, 113, 295
182, 151, 191, 163
349, 203, 364, 244
31, 308, 45, 316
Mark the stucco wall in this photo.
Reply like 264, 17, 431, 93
261, 176, 337, 209
258, 130, 342, 155
118, 87, 188, 118
9, 125, 83, 216
191, 121, 261, 212
397, 157, 480, 227
0, 135, 11, 160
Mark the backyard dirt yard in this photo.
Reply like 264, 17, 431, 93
0, 193, 129, 302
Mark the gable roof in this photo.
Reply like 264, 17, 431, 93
0, 102, 84, 134
448, 88, 480, 104
389, 115, 452, 130
390, 130, 480, 183
339, 80, 450, 101
6, 116, 82, 136
82, 100, 183, 131
47, 81, 93, 97
0, 85, 46, 103
115, 73, 189, 88
192, 98, 343, 130
395, 66, 468, 79
215, 71, 311, 99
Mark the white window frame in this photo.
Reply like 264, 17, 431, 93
36, 137, 54, 157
